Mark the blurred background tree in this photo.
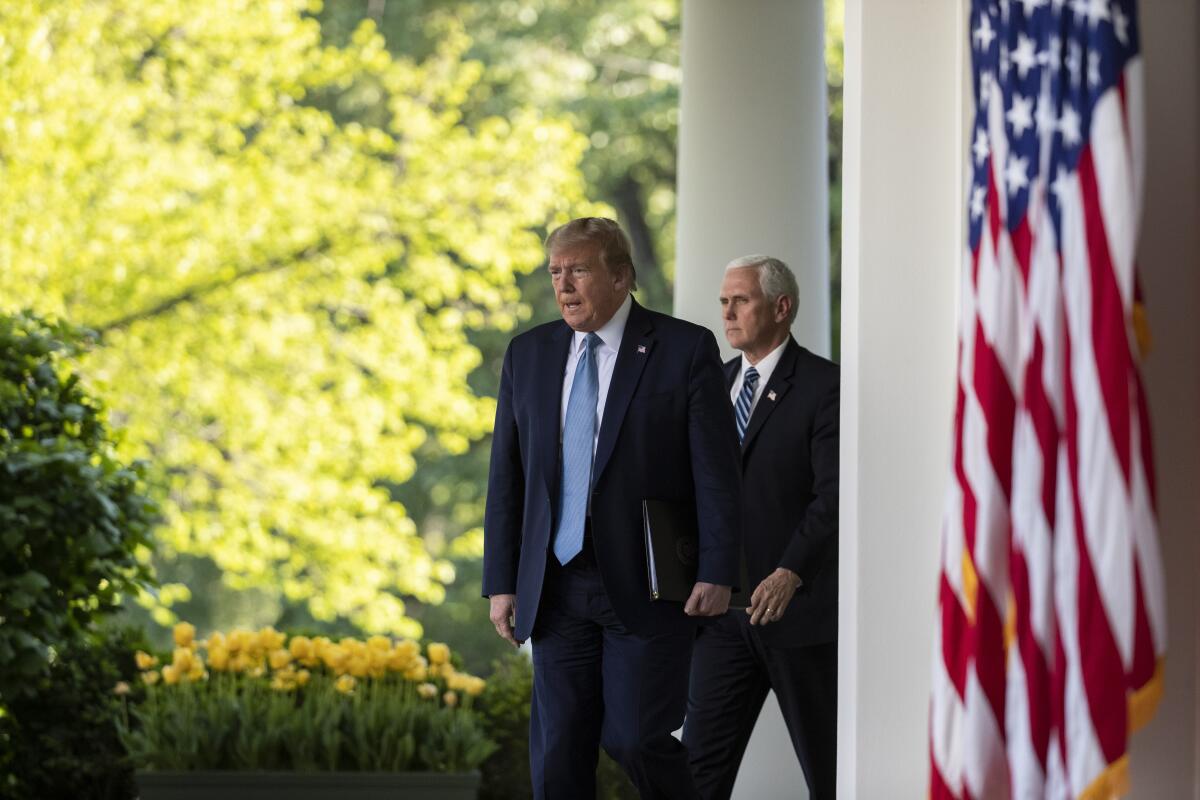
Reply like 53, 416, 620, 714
1, 0, 843, 676
1, 0, 597, 651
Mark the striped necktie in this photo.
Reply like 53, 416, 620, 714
553, 332, 602, 565
734, 365, 759, 443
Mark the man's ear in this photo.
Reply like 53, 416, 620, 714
775, 294, 793, 324
614, 264, 631, 291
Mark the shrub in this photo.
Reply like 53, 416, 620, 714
0, 311, 157, 703
0, 624, 150, 800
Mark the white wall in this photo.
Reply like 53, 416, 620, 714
838, 0, 966, 796
1127, 1, 1200, 797
674, 0, 829, 361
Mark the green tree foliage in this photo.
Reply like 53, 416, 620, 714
320, 0, 680, 311
0, 312, 156, 703
0, 1, 596, 637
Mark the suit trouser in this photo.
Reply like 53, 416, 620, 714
529, 537, 696, 800
682, 610, 837, 800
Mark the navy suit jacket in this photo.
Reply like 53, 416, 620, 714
727, 337, 839, 646
483, 298, 742, 641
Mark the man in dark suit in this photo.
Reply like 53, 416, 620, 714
483, 217, 742, 799
682, 255, 839, 799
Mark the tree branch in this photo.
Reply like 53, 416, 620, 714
592, 54, 681, 84
93, 240, 330, 336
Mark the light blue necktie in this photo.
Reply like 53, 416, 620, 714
734, 365, 759, 443
553, 332, 602, 565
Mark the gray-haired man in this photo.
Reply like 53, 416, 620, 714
682, 255, 840, 799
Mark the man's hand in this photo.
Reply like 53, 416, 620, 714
747, 568, 802, 625
684, 582, 732, 617
489, 594, 523, 647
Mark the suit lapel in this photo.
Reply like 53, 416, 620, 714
740, 338, 799, 453
724, 358, 739, 390
538, 322, 574, 497
592, 299, 654, 486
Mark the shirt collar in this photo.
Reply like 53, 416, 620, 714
740, 337, 789, 385
573, 293, 632, 354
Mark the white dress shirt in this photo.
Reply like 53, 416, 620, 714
729, 338, 789, 418
560, 293, 633, 456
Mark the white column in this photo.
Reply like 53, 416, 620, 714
838, 0, 967, 796
673, 3, 828, 798
674, 0, 829, 360
1128, 1, 1200, 796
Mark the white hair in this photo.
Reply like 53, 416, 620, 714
724, 254, 799, 326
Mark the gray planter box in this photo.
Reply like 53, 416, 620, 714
136, 770, 480, 800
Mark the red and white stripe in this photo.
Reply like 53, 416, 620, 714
930, 29, 1166, 800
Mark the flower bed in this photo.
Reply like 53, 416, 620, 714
121, 623, 495, 774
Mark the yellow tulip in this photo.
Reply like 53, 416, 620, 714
386, 648, 413, 672
257, 627, 286, 653
393, 639, 420, 660
135, 650, 159, 670
443, 690, 458, 707
269, 648, 293, 670
161, 664, 181, 685
367, 648, 389, 676
427, 642, 450, 665
403, 655, 428, 682
207, 644, 230, 671
227, 629, 253, 653
289, 636, 317, 666
207, 631, 227, 651
270, 668, 297, 691
465, 676, 486, 697
309, 637, 333, 667
173, 647, 196, 673
296, 669, 311, 687
348, 655, 370, 678
367, 635, 392, 652
231, 651, 259, 674
173, 622, 196, 648
322, 644, 348, 673
142, 670, 161, 686
335, 675, 356, 695
417, 682, 438, 699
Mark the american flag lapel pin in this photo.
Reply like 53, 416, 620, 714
767, 390, 777, 402
637, 345, 647, 354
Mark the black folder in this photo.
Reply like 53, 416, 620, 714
642, 499, 698, 602
642, 499, 750, 605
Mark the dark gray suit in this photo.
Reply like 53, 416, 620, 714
683, 337, 839, 799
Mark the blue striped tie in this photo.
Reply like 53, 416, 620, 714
734, 365, 759, 443
553, 332, 602, 565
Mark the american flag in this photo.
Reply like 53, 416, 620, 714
929, 1, 1167, 798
